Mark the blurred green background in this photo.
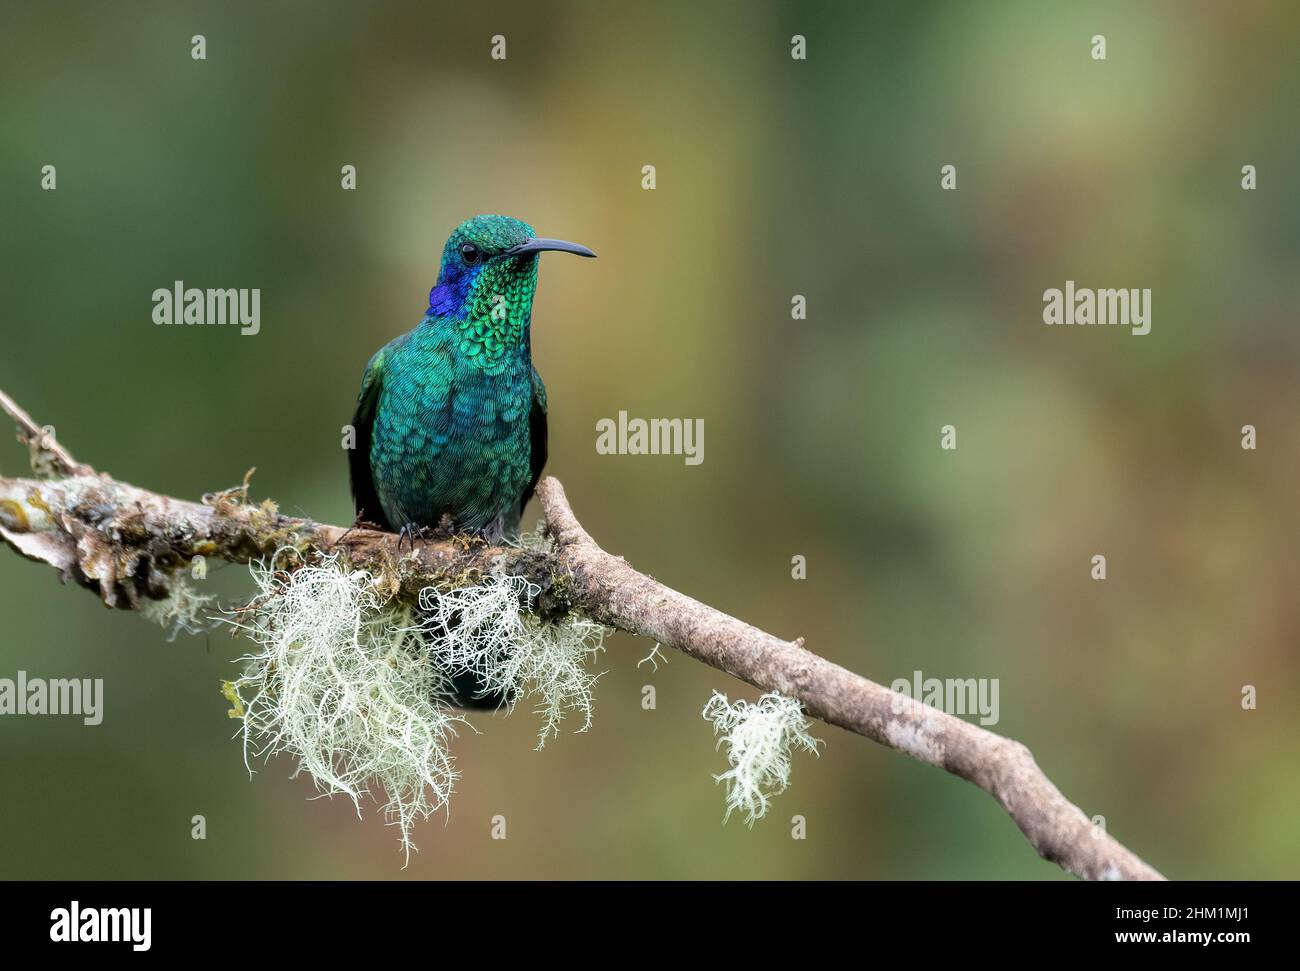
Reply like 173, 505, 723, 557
1, 0, 1297, 879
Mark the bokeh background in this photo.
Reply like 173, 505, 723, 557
1, 0, 1297, 879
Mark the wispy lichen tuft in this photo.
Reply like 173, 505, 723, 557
411, 575, 606, 748
702, 690, 821, 826
222, 549, 606, 861
514, 520, 553, 552
224, 551, 463, 864
142, 577, 217, 640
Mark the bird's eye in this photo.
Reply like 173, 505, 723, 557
460, 242, 482, 266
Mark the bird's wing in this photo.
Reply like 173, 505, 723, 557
349, 346, 392, 531
519, 365, 548, 514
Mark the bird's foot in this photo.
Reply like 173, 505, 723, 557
396, 522, 430, 553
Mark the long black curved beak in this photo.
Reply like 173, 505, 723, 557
505, 237, 597, 259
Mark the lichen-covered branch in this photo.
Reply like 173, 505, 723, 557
0, 389, 1164, 880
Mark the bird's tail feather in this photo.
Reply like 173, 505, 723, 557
446, 669, 514, 711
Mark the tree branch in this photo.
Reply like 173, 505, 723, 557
0, 389, 1163, 880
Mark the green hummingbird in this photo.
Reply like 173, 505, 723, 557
349, 214, 595, 706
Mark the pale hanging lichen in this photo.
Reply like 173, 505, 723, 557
222, 548, 606, 862
223, 551, 464, 864
410, 574, 606, 748
637, 643, 667, 672
702, 690, 822, 826
141, 577, 217, 640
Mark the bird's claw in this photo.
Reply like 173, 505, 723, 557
397, 522, 429, 552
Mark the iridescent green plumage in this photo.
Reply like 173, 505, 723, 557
349, 215, 593, 708
350, 215, 592, 542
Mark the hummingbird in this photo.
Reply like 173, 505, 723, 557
349, 214, 595, 707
